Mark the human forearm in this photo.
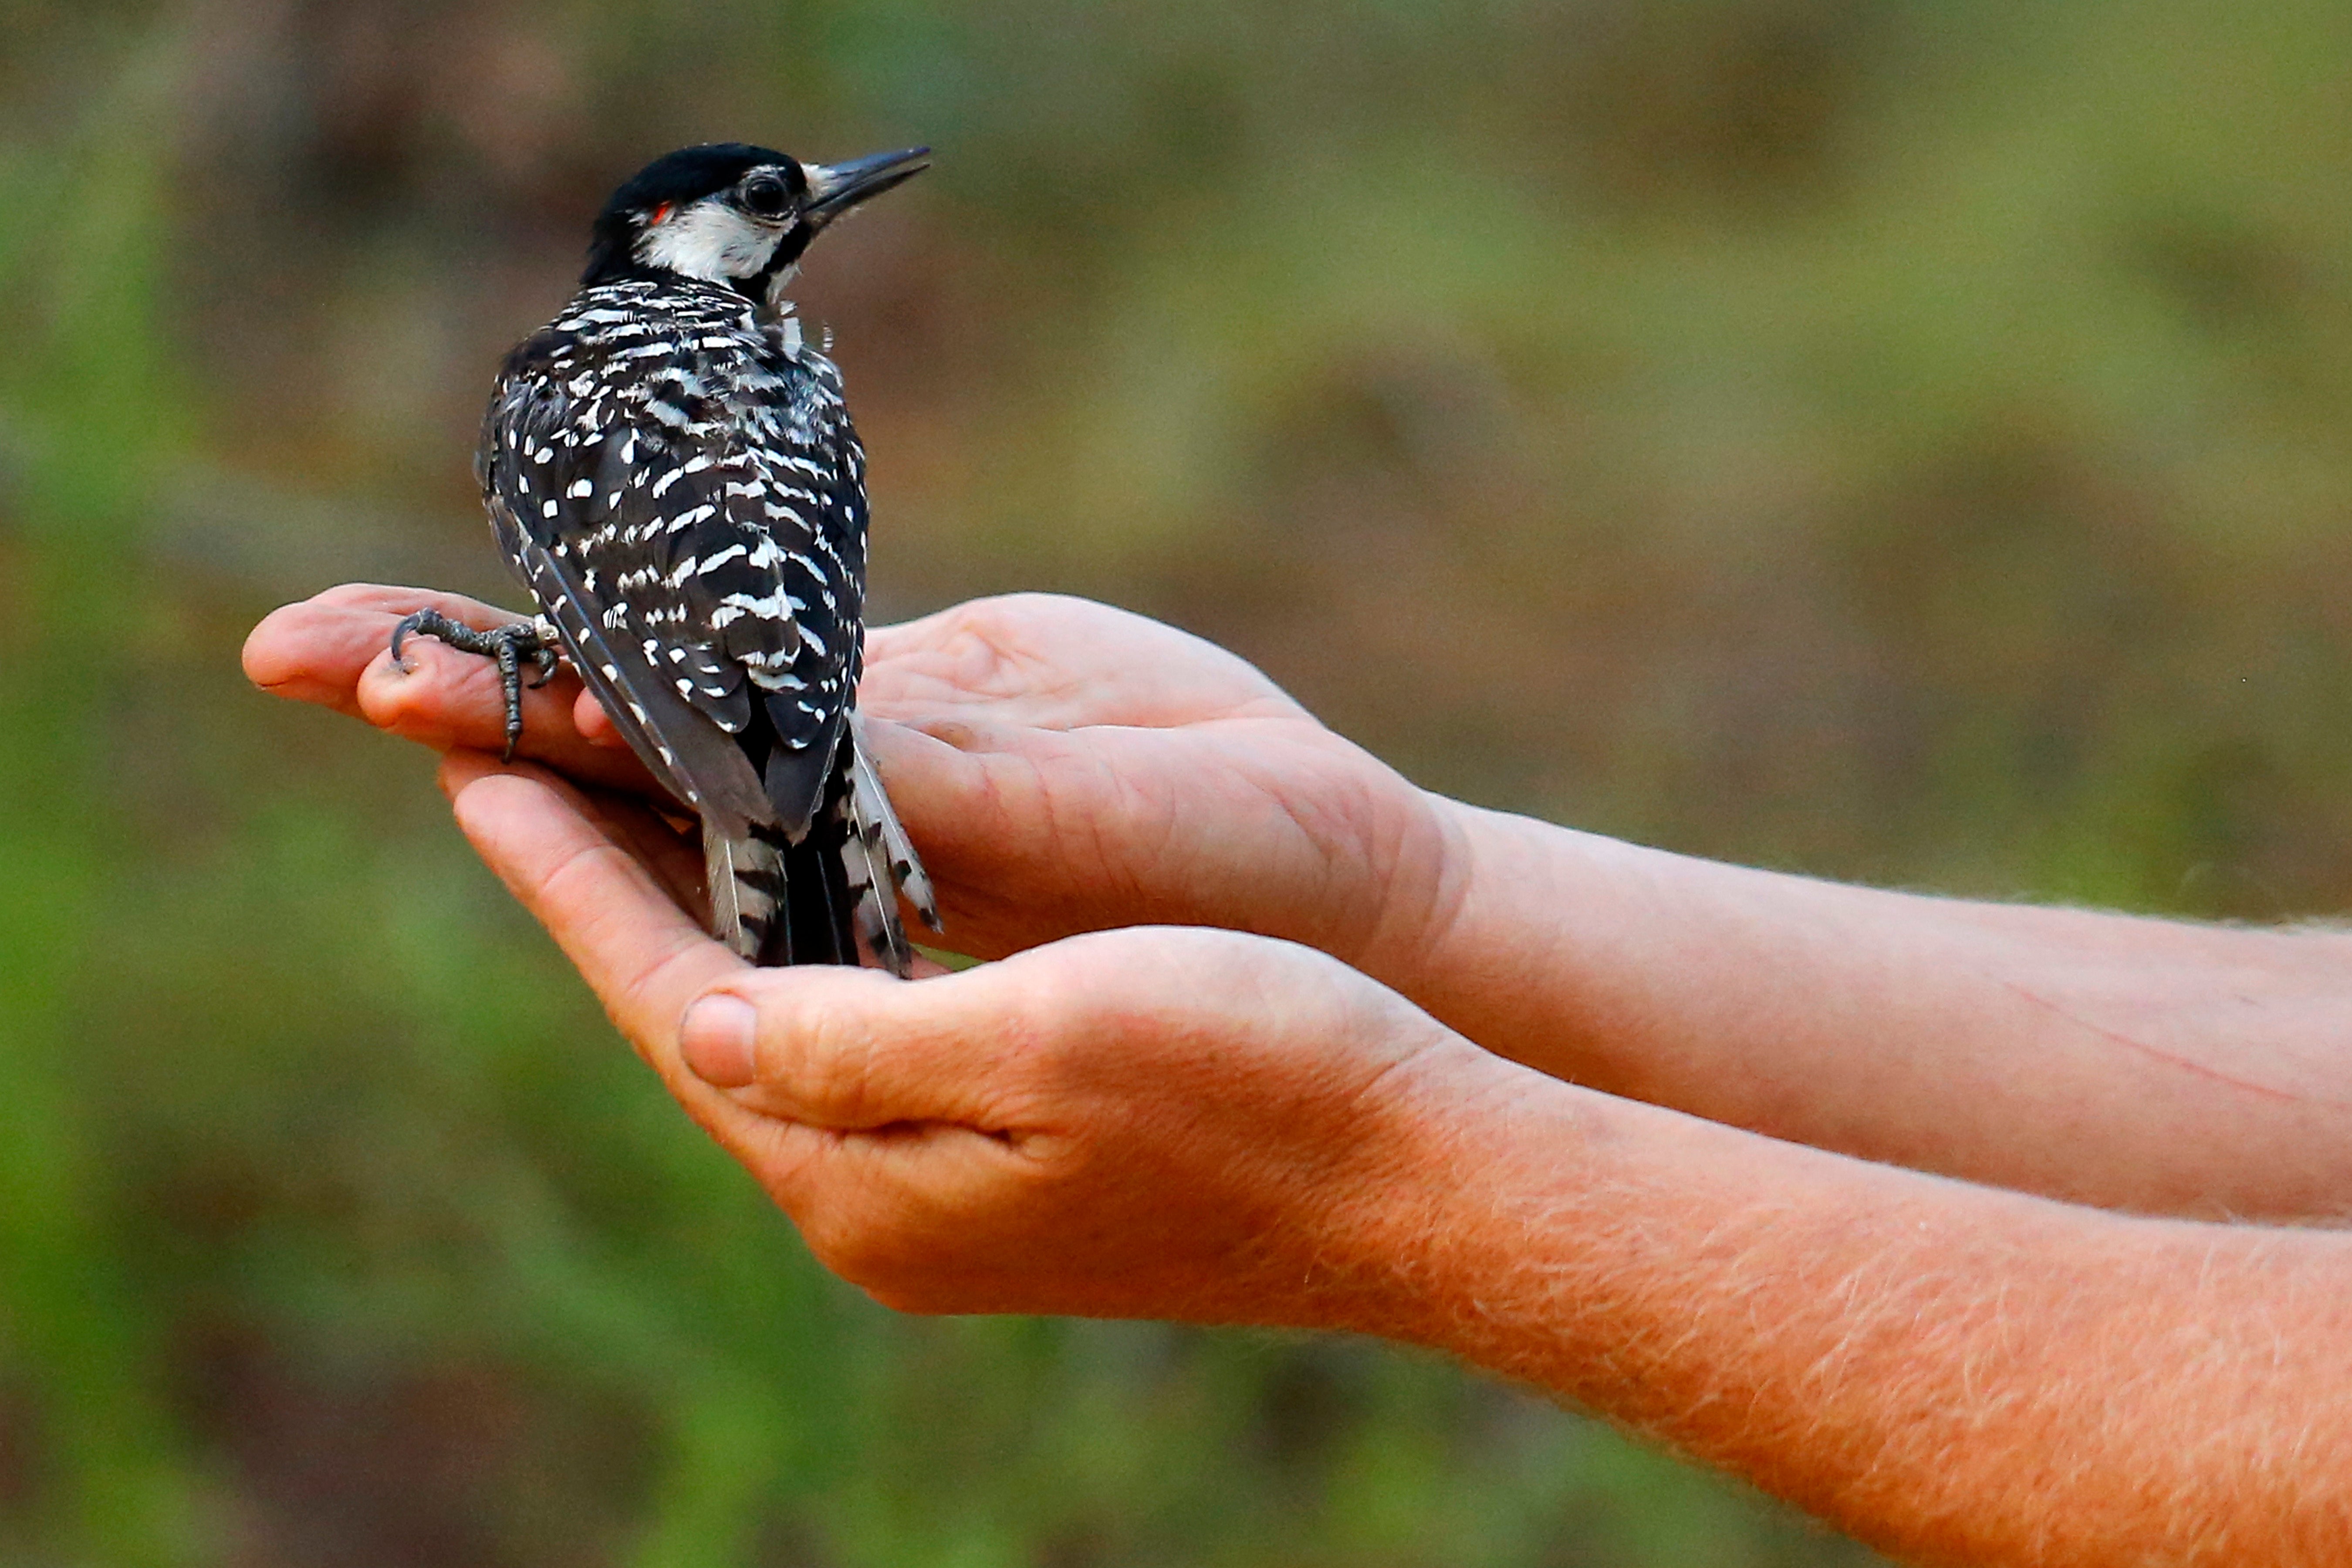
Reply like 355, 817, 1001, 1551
1374, 800, 2352, 1218
1362, 1068, 2352, 1566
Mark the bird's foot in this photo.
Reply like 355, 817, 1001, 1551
390, 609, 561, 762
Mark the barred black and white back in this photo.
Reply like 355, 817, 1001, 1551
468, 142, 937, 973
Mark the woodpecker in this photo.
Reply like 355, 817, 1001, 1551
394, 141, 939, 975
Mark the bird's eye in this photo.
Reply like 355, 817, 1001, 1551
739, 174, 792, 219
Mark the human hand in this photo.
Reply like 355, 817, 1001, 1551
244, 586, 1466, 982
438, 747, 1496, 1324
242, 583, 666, 798
852, 594, 1463, 976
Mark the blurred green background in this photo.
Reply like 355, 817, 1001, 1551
4, 0, 2351, 1561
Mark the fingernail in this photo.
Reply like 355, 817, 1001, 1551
679, 994, 759, 1087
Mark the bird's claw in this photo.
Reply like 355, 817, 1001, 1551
387, 608, 557, 762
521, 616, 561, 690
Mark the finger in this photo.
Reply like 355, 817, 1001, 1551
854, 715, 1291, 958
544, 763, 707, 916
316, 582, 527, 622
351, 625, 658, 793
245, 585, 519, 717
436, 751, 978, 1220
436, 752, 851, 1194
440, 754, 742, 1069
684, 953, 1049, 1133
693, 926, 1396, 1137
848, 716, 1087, 956
440, 747, 703, 916
862, 593, 1300, 730
359, 634, 591, 754
249, 584, 664, 792
581, 804, 703, 917
360, 640, 662, 793
573, 687, 629, 748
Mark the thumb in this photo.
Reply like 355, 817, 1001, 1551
678, 959, 1049, 1134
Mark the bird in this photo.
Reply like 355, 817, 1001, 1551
392, 141, 939, 976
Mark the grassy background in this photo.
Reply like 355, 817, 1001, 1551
6, 0, 2352, 1561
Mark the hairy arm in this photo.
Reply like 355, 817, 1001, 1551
1401, 1072, 2352, 1566
443, 750, 2352, 1567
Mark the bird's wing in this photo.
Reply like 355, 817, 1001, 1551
480, 299, 867, 839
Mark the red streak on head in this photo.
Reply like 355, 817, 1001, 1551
651, 202, 673, 226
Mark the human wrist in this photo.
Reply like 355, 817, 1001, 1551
1360, 798, 1761, 1092
1319, 772, 1482, 1001
1342, 793, 1604, 1073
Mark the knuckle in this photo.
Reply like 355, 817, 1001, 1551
994, 954, 1091, 1065
602, 918, 710, 1029
763, 984, 877, 1120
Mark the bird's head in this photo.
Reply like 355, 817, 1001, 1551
581, 141, 930, 304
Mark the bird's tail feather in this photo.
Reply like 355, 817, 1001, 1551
842, 720, 939, 980
705, 827, 785, 963
847, 713, 939, 931
777, 831, 857, 966
706, 820, 858, 967
700, 722, 938, 977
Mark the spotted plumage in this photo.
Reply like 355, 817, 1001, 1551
401, 141, 937, 973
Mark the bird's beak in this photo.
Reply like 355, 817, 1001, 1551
802, 147, 932, 226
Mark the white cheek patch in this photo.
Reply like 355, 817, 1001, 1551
638, 198, 785, 282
